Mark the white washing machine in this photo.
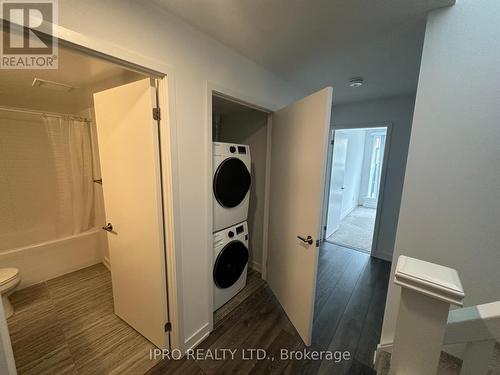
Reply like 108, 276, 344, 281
213, 221, 249, 311
213, 142, 251, 232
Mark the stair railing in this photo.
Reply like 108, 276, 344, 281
445, 300, 500, 375
380, 255, 500, 375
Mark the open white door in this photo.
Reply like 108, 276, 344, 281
326, 131, 348, 237
93, 78, 169, 349
267, 87, 333, 345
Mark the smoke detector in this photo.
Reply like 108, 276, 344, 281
349, 77, 364, 88
32, 78, 76, 92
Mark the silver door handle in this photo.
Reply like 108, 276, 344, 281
102, 223, 113, 232
297, 235, 313, 245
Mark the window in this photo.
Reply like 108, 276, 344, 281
367, 130, 386, 199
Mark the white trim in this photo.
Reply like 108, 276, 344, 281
157, 77, 183, 351
339, 204, 357, 222
103, 256, 111, 271
0, 19, 183, 352
205, 83, 215, 333
322, 122, 393, 259
249, 260, 262, 273
206, 82, 275, 332
261, 115, 273, 280
184, 323, 210, 352
394, 256, 465, 306
320, 128, 335, 242
370, 124, 392, 257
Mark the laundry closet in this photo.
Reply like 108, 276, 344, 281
211, 95, 269, 312
208, 87, 332, 345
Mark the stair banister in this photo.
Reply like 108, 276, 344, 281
390, 256, 465, 375
445, 301, 500, 375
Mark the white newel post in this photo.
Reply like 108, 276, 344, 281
389, 256, 465, 375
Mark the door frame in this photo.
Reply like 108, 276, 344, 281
321, 128, 349, 240
321, 122, 393, 258
205, 82, 275, 332
0, 19, 183, 353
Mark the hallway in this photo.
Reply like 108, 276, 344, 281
149, 242, 391, 374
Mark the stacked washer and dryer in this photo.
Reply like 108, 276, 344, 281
212, 142, 251, 310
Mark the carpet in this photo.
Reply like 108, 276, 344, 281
327, 206, 376, 253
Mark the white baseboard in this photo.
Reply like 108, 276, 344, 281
377, 342, 393, 353
249, 260, 262, 273
340, 204, 358, 221
103, 256, 111, 271
373, 250, 393, 262
184, 323, 209, 352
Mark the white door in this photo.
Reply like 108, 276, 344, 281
93, 78, 169, 349
326, 131, 348, 237
267, 87, 333, 345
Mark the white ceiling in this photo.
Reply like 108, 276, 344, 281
0, 36, 145, 114
151, 0, 454, 104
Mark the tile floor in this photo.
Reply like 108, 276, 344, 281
7, 264, 158, 375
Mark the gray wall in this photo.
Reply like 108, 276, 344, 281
55, 0, 302, 346
381, 0, 500, 345
331, 95, 416, 261
218, 109, 269, 272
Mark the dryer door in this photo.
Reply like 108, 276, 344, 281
213, 158, 251, 208
213, 241, 249, 288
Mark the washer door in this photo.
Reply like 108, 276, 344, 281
213, 241, 249, 289
213, 157, 251, 208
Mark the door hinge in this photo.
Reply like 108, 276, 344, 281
153, 107, 161, 121
164, 322, 172, 332
323, 225, 326, 231
330, 139, 334, 145
316, 240, 320, 247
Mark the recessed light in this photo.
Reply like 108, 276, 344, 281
349, 77, 363, 88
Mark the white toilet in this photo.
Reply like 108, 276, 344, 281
0, 268, 21, 318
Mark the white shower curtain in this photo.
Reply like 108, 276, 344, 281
0, 110, 94, 251
43, 115, 94, 236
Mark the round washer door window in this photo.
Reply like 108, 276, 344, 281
213, 158, 251, 208
213, 241, 249, 289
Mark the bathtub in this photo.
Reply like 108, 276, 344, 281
0, 228, 108, 289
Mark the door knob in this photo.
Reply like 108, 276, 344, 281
297, 235, 313, 245
102, 223, 113, 232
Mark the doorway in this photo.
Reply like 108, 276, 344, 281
323, 126, 390, 254
208, 92, 272, 330
0, 28, 175, 374
206, 85, 333, 347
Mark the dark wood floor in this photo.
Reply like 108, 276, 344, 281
148, 242, 391, 375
